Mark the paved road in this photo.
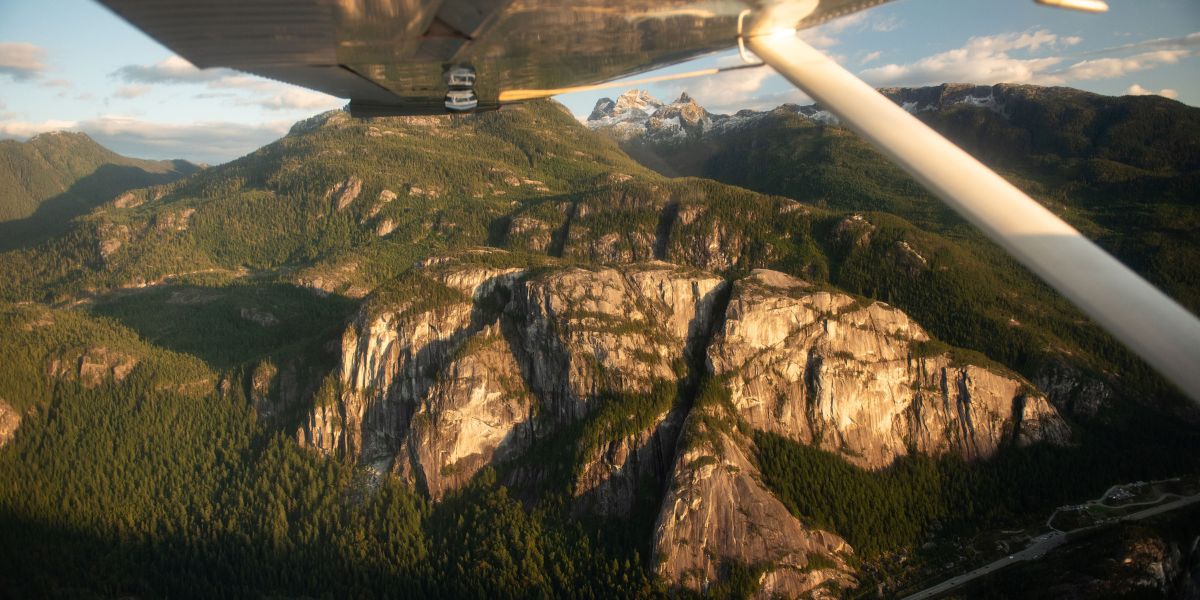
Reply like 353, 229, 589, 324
899, 532, 1067, 600
900, 493, 1200, 600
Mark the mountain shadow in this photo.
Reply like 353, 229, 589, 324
0, 161, 201, 250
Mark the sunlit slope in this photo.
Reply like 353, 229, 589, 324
0, 131, 199, 246
597, 84, 1200, 315
0, 102, 656, 301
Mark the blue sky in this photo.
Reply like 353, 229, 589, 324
1, 0, 1197, 164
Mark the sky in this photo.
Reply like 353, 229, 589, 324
1, 0, 1197, 164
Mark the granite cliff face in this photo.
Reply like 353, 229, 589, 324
301, 253, 726, 502
653, 396, 855, 598
710, 269, 1069, 469
296, 250, 1068, 597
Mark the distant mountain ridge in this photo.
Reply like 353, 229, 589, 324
0, 131, 200, 247
589, 83, 1200, 171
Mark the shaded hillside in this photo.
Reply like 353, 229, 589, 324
0, 131, 200, 248
0, 98, 1197, 599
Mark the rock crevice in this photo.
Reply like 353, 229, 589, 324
295, 255, 1069, 598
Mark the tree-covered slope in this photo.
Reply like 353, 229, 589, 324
0, 131, 200, 247
0, 103, 654, 302
594, 84, 1200, 318
0, 95, 1197, 599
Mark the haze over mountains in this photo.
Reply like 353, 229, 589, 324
0, 84, 1198, 599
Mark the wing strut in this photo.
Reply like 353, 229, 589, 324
745, 30, 1200, 405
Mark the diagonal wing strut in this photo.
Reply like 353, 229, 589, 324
744, 27, 1200, 406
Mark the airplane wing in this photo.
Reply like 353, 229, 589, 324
97, 0, 892, 115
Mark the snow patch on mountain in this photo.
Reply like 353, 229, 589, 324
587, 89, 845, 142
588, 83, 1035, 147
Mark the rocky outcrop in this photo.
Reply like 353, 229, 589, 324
97, 221, 131, 261
249, 360, 305, 426
240, 307, 279, 326
154, 208, 195, 232
298, 254, 1070, 598
1033, 356, 1116, 419
300, 253, 724, 500
573, 404, 687, 517
0, 400, 20, 448
505, 216, 554, 252
326, 176, 363, 211
653, 399, 855, 598
47, 346, 140, 389
403, 323, 534, 499
502, 262, 724, 424
113, 191, 142, 209
376, 218, 397, 237
299, 275, 478, 464
708, 269, 1068, 469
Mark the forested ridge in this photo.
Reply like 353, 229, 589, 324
0, 88, 1198, 598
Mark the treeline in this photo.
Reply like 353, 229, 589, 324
0, 374, 663, 599
754, 407, 1200, 559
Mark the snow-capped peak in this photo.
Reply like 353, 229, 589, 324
614, 89, 663, 115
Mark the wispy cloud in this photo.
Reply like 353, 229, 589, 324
657, 54, 787, 114
114, 84, 151, 99
0, 42, 48, 81
1083, 32, 1200, 56
111, 55, 227, 84
243, 89, 344, 111
860, 29, 1073, 87
0, 115, 295, 164
859, 29, 1196, 88
799, 12, 903, 49
0, 119, 80, 138
109, 55, 342, 112
1054, 49, 1189, 81
1125, 83, 1179, 99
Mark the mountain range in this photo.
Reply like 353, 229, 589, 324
0, 85, 1198, 599
0, 131, 200, 249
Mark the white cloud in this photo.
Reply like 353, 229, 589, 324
1055, 49, 1189, 81
869, 16, 902, 33
860, 30, 1070, 87
238, 88, 342, 111
0, 42, 48, 81
859, 29, 1195, 88
1086, 31, 1200, 56
110, 55, 341, 113
0, 119, 80, 138
111, 55, 228, 84
1125, 84, 1179, 99
0, 116, 294, 164
860, 50, 883, 65
800, 30, 840, 49
207, 74, 281, 92
114, 84, 151, 99
662, 64, 781, 114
